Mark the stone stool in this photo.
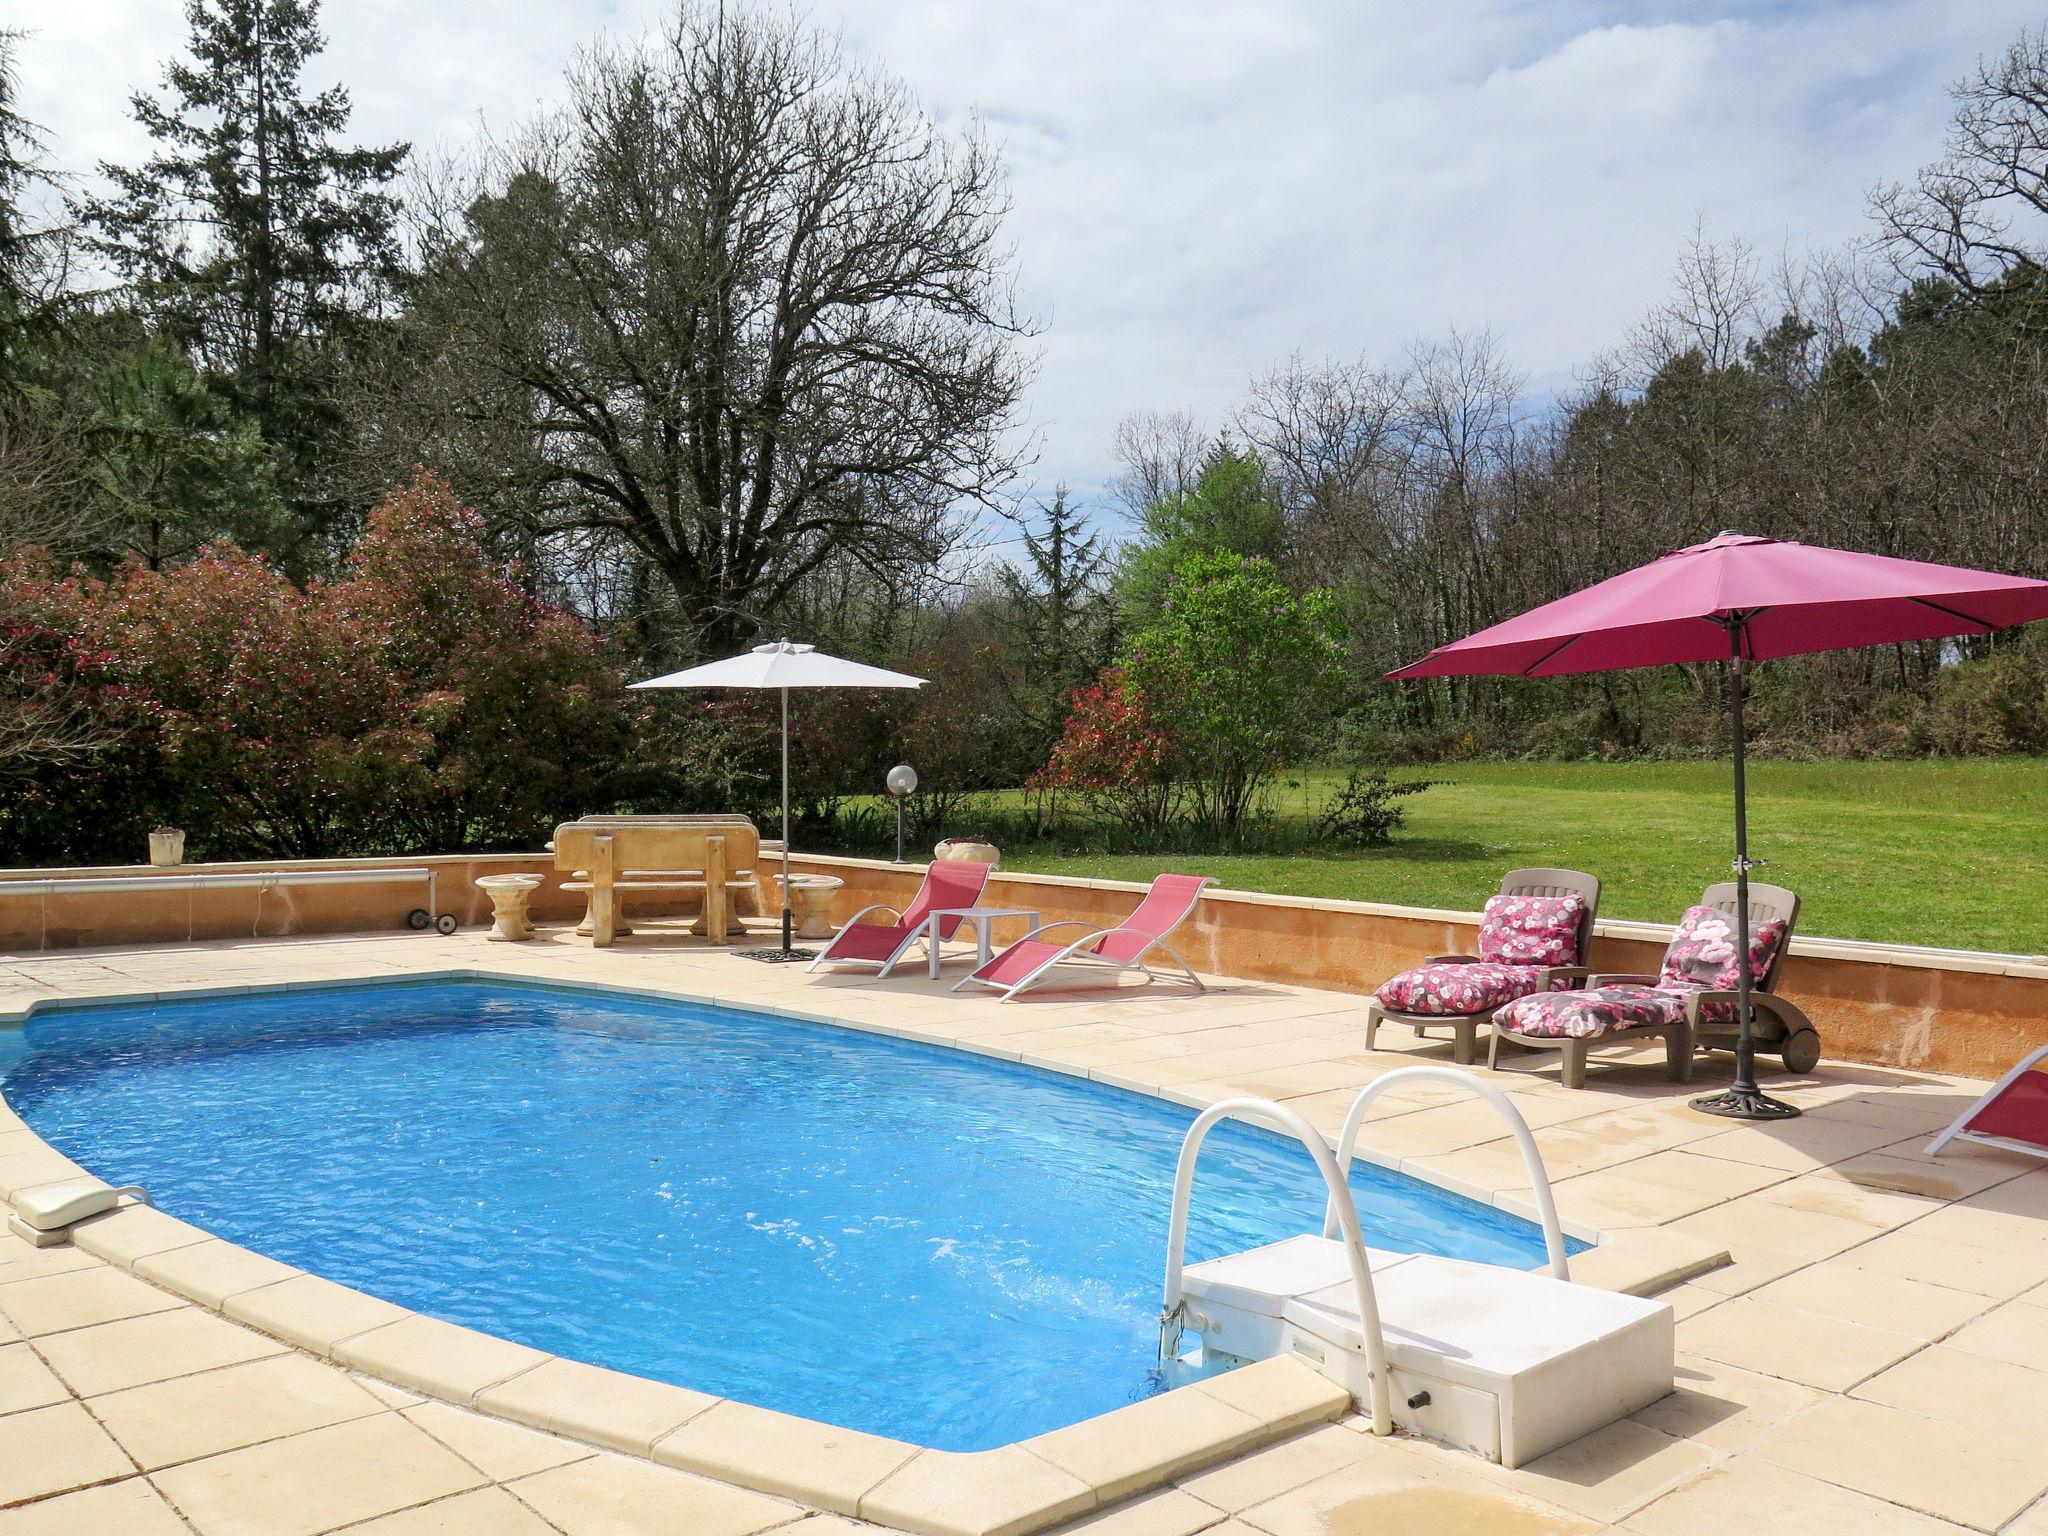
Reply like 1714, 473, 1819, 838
476, 874, 544, 941
781, 874, 845, 940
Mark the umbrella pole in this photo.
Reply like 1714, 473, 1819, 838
1692, 624, 1799, 1121
781, 685, 794, 954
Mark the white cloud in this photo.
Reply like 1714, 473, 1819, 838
13, 0, 2040, 528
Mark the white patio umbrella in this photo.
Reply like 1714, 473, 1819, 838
630, 640, 927, 958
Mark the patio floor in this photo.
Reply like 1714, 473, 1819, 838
2, 923, 2045, 1536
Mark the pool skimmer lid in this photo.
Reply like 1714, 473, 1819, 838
8, 1176, 152, 1247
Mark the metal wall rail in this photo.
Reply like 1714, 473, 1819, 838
0, 866, 446, 947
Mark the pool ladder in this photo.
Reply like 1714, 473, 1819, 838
1159, 1066, 1674, 1466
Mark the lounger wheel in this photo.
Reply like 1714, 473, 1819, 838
435, 913, 460, 936
1781, 1027, 1820, 1075
407, 908, 431, 931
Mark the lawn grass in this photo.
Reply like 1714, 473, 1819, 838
987, 759, 2048, 955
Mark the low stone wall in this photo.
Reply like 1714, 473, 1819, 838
778, 855, 2048, 1081
2, 850, 2042, 1079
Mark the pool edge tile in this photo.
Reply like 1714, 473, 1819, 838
332, 1313, 555, 1406
477, 1356, 721, 1456
651, 1397, 921, 1517
222, 1272, 411, 1357
860, 1444, 1098, 1536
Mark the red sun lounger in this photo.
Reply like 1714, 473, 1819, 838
1925, 1044, 2048, 1162
807, 859, 994, 978
954, 873, 1216, 1002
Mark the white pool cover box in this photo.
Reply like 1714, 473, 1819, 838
1176, 1232, 1673, 1466
1162, 1074, 1674, 1469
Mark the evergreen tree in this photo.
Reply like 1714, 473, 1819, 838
78, 0, 406, 561
997, 486, 1115, 731
0, 28, 60, 392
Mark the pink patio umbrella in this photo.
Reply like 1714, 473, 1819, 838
1390, 532, 2048, 1120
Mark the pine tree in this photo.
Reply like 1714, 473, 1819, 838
78, 0, 406, 560
998, 487, 1115, 737
0, 29, 59, 390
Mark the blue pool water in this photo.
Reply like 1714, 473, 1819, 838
0, 981, 1576, 1449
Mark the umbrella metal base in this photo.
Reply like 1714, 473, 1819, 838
735, 945, 817, 964
1690, 1086, 1802, 1121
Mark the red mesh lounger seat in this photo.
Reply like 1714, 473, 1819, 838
954, 873, 1216, 1002
807, 859, 994, 977
1926, 1045, 2048, 1162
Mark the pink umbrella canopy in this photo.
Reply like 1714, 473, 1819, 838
1390, 533, 2048, 679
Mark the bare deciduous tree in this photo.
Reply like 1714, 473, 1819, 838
354, 2, 1035, 658
1872, 26, 2048, 293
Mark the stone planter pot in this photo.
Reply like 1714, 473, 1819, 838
933, 837, 999, 868
147, 829, 185, 867
475, 873, 544, 942
780, 874, 845, 940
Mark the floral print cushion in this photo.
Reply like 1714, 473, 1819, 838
1658, 906, 1789, 991
1477, 894, 1585, 967
1500, 986, 1693, 1039
1376, 961, 1555, 1017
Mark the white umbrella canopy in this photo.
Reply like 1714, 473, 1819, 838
629, 640, 927, 957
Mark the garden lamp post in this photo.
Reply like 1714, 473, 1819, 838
886, 764, 917, 862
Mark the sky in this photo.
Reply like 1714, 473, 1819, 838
12, 0, 2041, 530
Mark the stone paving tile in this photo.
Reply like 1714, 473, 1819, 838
132, 1237, 299, 1309
1171, 1423, 1367, 1514
1837, 1228, 2048, 1298
0, 1399, 137, 1507
1234, 1445, 1597, 1536
1628, 1356, 1824, 1455
1757, 1396, 2048, 1530
0, 1339, 69, 1416
0, 1476, 194, 1536
509, 1451, 802, 1536
1620, 1457, 1974, 1536
402, 1397, 596, 1480
33, 1302, 286, 1397
335, 1486, 562, 1536
1497, 1419, 1716, 1525
1051, 1486, 1225, 1536
1942, 1295, 2048, 1362
1851, 1345, 2048, 1435
89, 1349, 388, 1468
151, 1410, 488, 1536
0, 1264, 184, 1336
1748, 1259, 1996, 1340
1676, 1296, 1922, 1392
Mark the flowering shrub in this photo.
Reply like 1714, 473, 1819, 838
0, 470, 643, 861
331, 472, 641, 851
1029, 668, 1186, 832
70, 543, 418, 857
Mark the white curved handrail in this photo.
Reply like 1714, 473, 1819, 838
1321, 1066, 1570, 1280
1161, 1096, 1393, 1437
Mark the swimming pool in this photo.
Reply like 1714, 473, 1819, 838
0, 980, 1578, 1449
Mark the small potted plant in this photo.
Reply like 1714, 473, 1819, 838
147, 826, 186, 866
933, 834, 999, 867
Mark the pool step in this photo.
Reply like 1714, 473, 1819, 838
1178, 1232, 1672, 1467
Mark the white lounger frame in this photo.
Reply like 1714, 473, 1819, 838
951, 912, 1211, 1002
1925, 1043, 2048, 1161
806, 902, 926, 978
